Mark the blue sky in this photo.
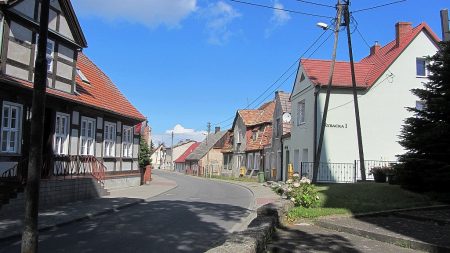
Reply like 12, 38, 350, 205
71, 0, 447, 145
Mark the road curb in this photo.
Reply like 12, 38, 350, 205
313, 219, 450, 253
0, 178, 178, 243
207, 199, 293, 253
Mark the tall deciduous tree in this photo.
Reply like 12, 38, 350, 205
397, 41, 450, 192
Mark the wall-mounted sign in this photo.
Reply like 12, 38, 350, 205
326, 123, 348, 129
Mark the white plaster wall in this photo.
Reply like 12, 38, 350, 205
315, 31, 439, 164
12, 0, 35, 19
290, 68, 316, 164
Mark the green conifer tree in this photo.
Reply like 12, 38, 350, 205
397, 41, 450, 192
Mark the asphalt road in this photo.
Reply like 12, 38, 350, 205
0, 170, 254, 253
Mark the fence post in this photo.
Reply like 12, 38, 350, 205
354, 160, 357, 183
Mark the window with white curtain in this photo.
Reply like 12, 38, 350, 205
104, 121, 116, 157
297, 100, 306, 125
80, 116, 95, 155
122, 125, 133, 158
54, 112, 69, 155
1, 102, 22, 153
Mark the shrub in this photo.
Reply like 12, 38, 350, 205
272, 174, 320, 208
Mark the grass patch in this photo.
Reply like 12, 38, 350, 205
210, 175, 259, 183
288, 182, 442, 220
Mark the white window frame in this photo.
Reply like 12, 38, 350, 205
80, 116, 96, 156
1, 101, 23, 154
103, 121, 116, 157
54, 112, 70, 155
122, 125, 133, 158
297, 100, 306, 125
35, 35, 55, 73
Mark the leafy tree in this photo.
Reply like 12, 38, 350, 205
397, 41, 450, 192
139, 138, 151, 168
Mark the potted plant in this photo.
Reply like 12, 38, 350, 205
370, 166, 392, 183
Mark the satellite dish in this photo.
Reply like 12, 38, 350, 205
282, 113, 291, 123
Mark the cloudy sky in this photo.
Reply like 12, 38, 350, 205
72, 0, 446, 146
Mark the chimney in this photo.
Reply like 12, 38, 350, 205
396, 22, 413, 47
215, 126, 220, 133
370, 41, 381, 56
441, 9, 450, 42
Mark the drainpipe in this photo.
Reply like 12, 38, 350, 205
280, 138, 283, 182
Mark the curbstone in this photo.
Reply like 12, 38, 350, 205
208, 199, 293, 253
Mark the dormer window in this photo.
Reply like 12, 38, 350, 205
77, 68, 90, 84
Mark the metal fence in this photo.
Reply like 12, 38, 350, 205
300, 160, 398, 183
301, 162, 356, 183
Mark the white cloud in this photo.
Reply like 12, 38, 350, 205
73, 0, 197, 28
265, 0, 291, 37
152, 124, 206, 146
201, 1, 241, 45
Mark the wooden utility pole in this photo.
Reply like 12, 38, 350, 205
344, 1, 366, 180
21, 0, 50, 252
206, 122, 211, 178
171, 131, 174, 171
313, 0, 343, 182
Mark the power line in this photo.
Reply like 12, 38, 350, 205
229, 0, 334, 19
293, 0, 335, 9
352, 17, 394, 76
352, 0, 406, 13
214, 26, 332, 127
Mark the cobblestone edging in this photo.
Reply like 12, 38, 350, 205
207, 200, 294, 253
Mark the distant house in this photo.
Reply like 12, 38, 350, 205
185, 128, 227, 176
290, 22, 440, 182
221, 130, 233, 175
270, 91, 292, 181
174, 142, 200, 173
230, 101, 275, 177
164, 140, 197, 170
151, 144, 167, 170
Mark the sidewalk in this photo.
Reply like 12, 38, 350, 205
267, 223, 421, 253
314, 206, 450, 252
0, 174, 177, 242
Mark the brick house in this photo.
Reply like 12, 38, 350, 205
229, 101, 275, 177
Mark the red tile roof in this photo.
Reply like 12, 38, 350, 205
221, 130, 233, 153
174, 142, 200, 163
301, 22, 440, 88
246, 124, 273, 151
1, 52, 146, 122
238, 101, 275, 126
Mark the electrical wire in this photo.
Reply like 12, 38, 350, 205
352, 0, 406, 13
229, 0, 334, 19
293, 0, 335, 9
213, 24, 333, 127
353, 17, 394, 76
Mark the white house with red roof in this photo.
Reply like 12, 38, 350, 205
0, 0, 146, 198
290, 22, 440, 182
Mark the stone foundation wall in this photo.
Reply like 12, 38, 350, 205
1, 177, 109, 216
